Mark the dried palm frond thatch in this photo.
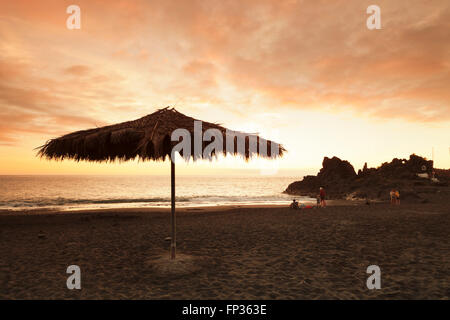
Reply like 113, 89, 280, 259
37, 107, 285, 162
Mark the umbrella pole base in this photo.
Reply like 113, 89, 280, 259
170, 244, 176, 260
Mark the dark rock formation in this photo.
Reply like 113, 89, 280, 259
318, 157, 356, 180
435, 168, 450, 180
285, 157, 356, 199
284, 154, 448, 202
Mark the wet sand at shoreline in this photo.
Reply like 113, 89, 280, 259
0, 202, 448, 299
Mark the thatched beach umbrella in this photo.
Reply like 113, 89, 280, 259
37, 107, 285, 259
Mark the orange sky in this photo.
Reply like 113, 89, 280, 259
0, 0, 449, 175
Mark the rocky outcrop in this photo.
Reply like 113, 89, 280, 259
318, 157, 357, 180
285, 157, 356, 199
435, 168, 450, 180
284, 154, 448, 202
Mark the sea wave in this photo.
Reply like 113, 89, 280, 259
0, 197, 191, 208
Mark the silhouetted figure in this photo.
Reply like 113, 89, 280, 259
395, 190, 400, 205
390, 189, 400, 205
319, 187, 326, 207
290, 199, 299, 209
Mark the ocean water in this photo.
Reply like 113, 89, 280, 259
0, 175, 312, 211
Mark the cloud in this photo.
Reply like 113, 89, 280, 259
0, 0, 449, 147
64, 65, 91, 76
0, 52, 132, 143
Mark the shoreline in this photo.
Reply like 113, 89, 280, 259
0, 199, 369, 216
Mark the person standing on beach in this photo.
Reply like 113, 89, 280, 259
390, 189, 396, 205
390, 189, 400, 205
395, 190, 400, 205
319, 187, 326, 207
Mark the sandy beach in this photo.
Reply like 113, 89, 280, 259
0, 201, 448, 300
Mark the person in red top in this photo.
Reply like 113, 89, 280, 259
319, 187, 326, 207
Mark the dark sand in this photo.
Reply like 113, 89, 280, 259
0, 202, 449, 299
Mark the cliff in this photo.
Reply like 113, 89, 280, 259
284, 154, 449, 202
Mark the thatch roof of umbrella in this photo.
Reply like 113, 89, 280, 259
37, 107, 285, 162
36, 107, 285, 260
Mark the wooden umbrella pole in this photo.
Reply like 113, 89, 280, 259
170, 160, 176, 259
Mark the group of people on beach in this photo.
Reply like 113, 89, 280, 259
290, 187, 326, 210
291, 187, 401, 208
390, 189, 401, 205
